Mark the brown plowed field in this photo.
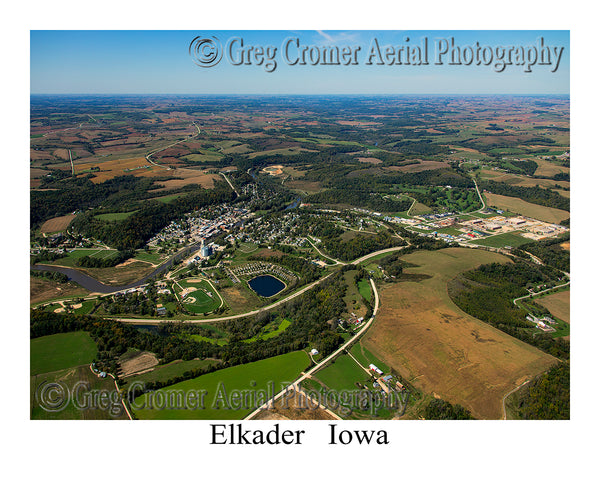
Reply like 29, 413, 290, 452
362, 248, 556, 419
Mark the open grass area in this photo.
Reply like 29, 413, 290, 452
133, 351, 309, 419
243, 319, 291, 343
469, 232, 531, 248
94, 210, 137, 222
31, 364, 129, 420
362, 247, 557, 419
350, 342, 388, 371
357, 278, 372, 302
314, 353, 370, 392
30, 331, 98, 376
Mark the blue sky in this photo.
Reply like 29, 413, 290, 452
30, 30, 569, 94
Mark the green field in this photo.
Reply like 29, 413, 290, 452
94, 210, 137, 221
133, 251, 166, 264
30, 331, 98, 375
244, 319, 291, 343
180, 279, 222, 313
350, 342, 388, 372
314, 353, 370, 392
133, 351, 309, 419
31, 364, 129, 420
357, 279, 372, 302
150, 193, 189, 203
469, 232, 530, 248
190, 334, 229, 346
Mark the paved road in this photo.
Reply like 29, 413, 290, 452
112, 272, 335, 325
244, 277, 380, 419
513, 281, 570, 305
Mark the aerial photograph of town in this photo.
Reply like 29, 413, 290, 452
28, 30, 573, 426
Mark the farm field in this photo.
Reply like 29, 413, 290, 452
133, 351, 309, 419
30, 331, 98, 376
40, 214, 76, 233
535, 289, 570, 324
533, 158, 570, 177
122, 358, 222, 389
479, 168, 570, 194
362, 248, 557, 419
30, 364, 129, 420
484, 192, 570, 223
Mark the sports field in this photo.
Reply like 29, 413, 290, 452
30, 331, 98, 376
484, 192, 569, 223
179, 279, 222, 313
362, 248, 557, 419
133, 351, 309, 419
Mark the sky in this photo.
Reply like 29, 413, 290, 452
30, 30, 569, 95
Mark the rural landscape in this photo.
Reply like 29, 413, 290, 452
30, 93, 570, 420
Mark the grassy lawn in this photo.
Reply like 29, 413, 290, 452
31, 331, 98, 376
133, 351, 309, 419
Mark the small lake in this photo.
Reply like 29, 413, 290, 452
248, 275, 286, 297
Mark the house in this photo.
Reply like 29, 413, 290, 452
310, 348, 319, 355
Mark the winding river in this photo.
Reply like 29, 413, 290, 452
31, 240, 205, 294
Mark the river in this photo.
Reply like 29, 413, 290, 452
31, 240, 205, 294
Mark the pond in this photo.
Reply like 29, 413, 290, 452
247, 275, 286, 297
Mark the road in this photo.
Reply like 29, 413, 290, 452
244, 277, 380, 419
145, 122, 201, 170
111, 272, 335, 325
219, 171, 239, 197
513, 281, 570, 305
305, 236, 343, 265
68, 149, 74, 175
473, 178, 486, 212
